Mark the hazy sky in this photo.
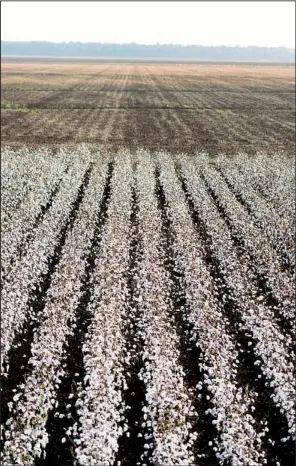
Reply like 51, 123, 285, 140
1, 1, 295, 48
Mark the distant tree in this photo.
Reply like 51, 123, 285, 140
1, 41, 295, 61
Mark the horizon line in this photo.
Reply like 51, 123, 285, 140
1, 40, 295, 50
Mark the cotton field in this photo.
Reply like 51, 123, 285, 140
1, 146, 295, 466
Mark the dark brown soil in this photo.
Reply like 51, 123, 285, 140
1, 61, 295, 155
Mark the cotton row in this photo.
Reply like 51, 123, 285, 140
2, 155, 109, 465
1, 154, 91, 372
135, 150, 196, 465
158, 153, 265, 465
74, 152, 133, 465
185, 158, 295, 437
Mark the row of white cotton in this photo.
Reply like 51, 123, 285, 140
1, 150, 68, 281
195, 155, 294, 333
226, 152, 294, 220
74, 152, 133, 465
75, 151, 197, 465
1, 151, 92, 375
177, 154, 295, 439
215, 157, 294, 272
158, 153, 268, 465
1, 147, 60, 228
134, 153, 197, 464
2, 151, 109, 465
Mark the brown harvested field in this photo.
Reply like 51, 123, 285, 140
1, 60, 295, 154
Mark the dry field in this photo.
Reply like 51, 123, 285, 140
1, 146, 295, 465
1, 60, 295, 154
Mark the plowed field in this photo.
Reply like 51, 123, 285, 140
1, 61, 295, 154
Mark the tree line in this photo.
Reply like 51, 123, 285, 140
1, 41, 295, 61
